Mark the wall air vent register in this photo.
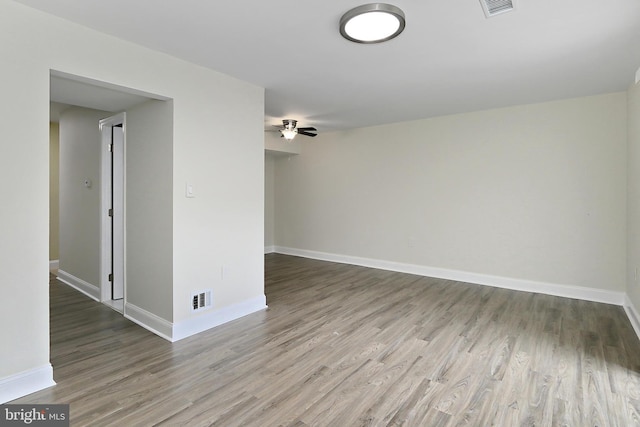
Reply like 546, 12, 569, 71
191, 289, 212, 312
480, 0, 516, 18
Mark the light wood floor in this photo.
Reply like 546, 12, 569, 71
13, 254, 640, 426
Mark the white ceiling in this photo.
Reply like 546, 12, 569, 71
22, 0, 640, 131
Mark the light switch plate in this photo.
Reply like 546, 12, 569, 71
186, 183, 195, 198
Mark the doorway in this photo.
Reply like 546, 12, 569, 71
50, 71, 172, 341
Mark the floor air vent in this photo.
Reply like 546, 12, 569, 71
191, 290, 212, 311
480, 0, 515, 18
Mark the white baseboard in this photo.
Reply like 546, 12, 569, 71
0, 364, 55, 404
273, 246, 626, 306
172, 295, 267, 342
56, 270, 100, 302
49, 260, 59, 271
264, 245, 275, 254
124, 302, 173, 342
624, 295, 640, 341
125, 296, 268, 343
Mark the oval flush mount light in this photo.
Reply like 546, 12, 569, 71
340, 3, 406, 44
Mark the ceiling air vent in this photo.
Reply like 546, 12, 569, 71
480, 0, 515, 18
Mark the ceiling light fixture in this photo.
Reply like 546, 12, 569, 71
340, 3, 406, 44
281, 128, 297, 140
274, 119, 318, 140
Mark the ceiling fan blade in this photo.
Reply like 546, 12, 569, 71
297, 127, 317, 132
298, 130, 317, 137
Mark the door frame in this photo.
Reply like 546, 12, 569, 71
99, 112, 126, 304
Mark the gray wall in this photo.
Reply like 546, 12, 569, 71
265, 153, 275, 250
628, 82, 640, 311
59, 107, 111, 286
50, 122, 59, 261
275, 93, 628, 292
126, 99, 173, 320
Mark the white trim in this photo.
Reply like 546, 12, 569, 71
125, 296, 268, 343
56, 270, 100, 301
264, 245, 275, 254
124, 302, 173, 342
0, 364, 55, 404
172, 295, 267, 342
624, 295, 640, 341
273, 246, 626, 306
51, 70, 171, 102
49, 259, 59, 271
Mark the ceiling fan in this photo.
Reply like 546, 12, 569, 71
273, 119, 317, 140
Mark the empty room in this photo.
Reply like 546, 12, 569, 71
1, 0, 640, 425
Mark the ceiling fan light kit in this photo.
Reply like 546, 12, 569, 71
276, 119, 317, 141
340, 3, 406, 44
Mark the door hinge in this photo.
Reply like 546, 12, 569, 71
108, 208, 113, 217
108, 143, 113, 152
108, 273, 113, 282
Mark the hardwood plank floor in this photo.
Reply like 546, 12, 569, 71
12, 254, 640, 426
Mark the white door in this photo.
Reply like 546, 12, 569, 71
99, 113, 125, 303
111, 125, 125, 300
